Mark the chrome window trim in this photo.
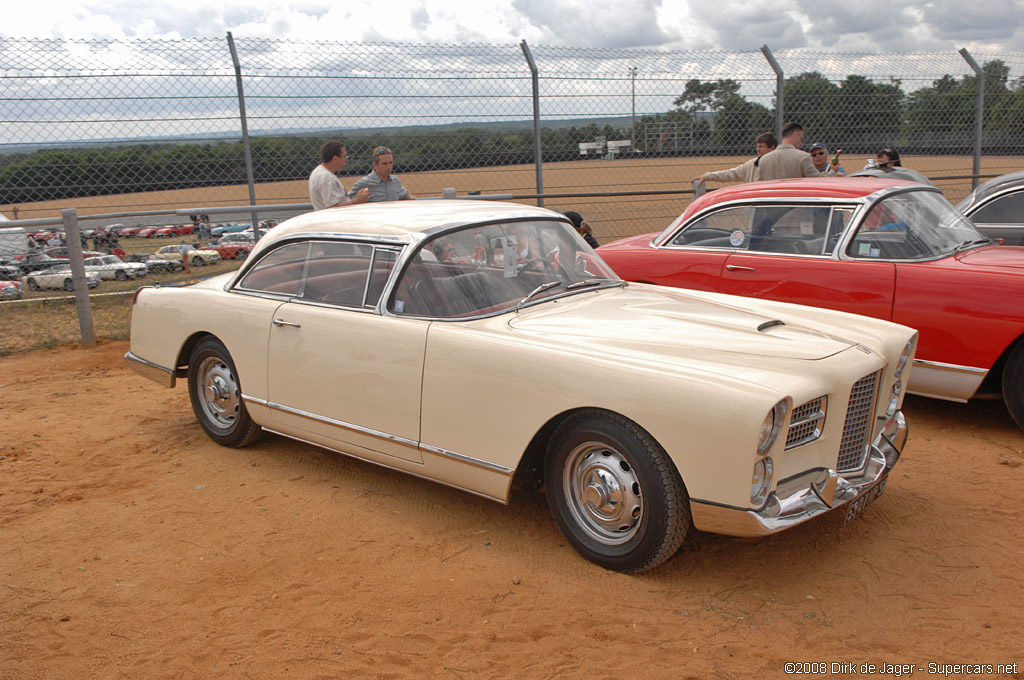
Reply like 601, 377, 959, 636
243, 395, 515, 476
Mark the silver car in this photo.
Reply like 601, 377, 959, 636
956, 171, 1024, 246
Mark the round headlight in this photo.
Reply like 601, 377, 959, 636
757, 401, 787, 457
894, 337, 915, 379
751, 457, 774, 505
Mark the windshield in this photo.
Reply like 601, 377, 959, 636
390, 219, 621, 318
847, 190, 987, 260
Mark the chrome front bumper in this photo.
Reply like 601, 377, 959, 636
691, 411, 907, 537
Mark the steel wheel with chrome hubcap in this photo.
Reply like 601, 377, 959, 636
187, 337, 263, 447
545, 409, 691, 573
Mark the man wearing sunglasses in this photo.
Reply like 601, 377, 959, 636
349, 146, 416, 202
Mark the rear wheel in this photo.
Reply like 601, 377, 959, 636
545, 410, 691, 573
63, 278, 74, 291
1002, 343, 1024, 429
27, 278, 40, 291
187, 338, 264, 447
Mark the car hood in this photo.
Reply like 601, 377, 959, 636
598, 233, 658, 250
507, 285, 855, 361
957, 245, 1024, 271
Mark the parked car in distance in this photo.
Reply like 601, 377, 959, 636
13, 252, 63, 274
144, 257, 184, 273
116, 225, 143, 238
153, 224, 194, 238
43, 246, 106, 260
0, 279, 23, 300
127, 200, 917, 573
23, 264, 101, 291
0, 258, 22, 280
151, 244, 221, 267
82, 254, 149, 281
136, 227, 160, 239
956, 170, 1024, 245
598, 177, 1024, 429
208, 238, 255, 261
210, 222, 251, 237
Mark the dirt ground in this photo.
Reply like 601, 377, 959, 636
1, 340, 1022, 679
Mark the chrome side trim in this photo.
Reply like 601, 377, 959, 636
690, 411, 906, 537
907, 358, 988, 403
242, 394, 515, 476
418, 442, 515, 475
124, 351, 176, 388
261, 427, 510, 504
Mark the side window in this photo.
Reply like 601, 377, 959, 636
670, 207, 753, 249
823, 208, 853, 255
302, 242, 374, 305
237, 242, 310, 295
972, 192, 1024, 224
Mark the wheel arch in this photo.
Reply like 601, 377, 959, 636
173, 330, 220, 379
513, 406, 680, 495
978, 332, 1024, 396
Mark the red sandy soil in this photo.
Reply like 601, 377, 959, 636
1, 340, 1022, 679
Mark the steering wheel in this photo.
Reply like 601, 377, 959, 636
519, 258, 554, 275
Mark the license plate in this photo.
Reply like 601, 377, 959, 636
843, 473, 888, 525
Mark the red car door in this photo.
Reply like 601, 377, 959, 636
719, 253, 897, 322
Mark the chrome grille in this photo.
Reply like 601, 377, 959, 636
786, 396, 827, 449
837, 370, 881, 473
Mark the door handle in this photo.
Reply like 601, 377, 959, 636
272, 318, 301, 328
726, 264, 755, 271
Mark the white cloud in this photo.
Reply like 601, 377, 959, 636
2, 0, 1023, 52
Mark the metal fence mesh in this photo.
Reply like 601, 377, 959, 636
2, 37, 1024, 352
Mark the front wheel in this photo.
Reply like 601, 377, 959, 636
187, 338, 264, 447
63, 278, 74, 291
1002, 343, 1024, 429
115, 269, 128, 281
192, 256, 204, 266
544, 410, 691, 573
27, 278, 40, 291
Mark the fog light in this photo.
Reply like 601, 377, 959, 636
886, 394, 900, 418
751, 457, 774, 505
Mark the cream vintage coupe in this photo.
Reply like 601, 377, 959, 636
127, 200, 917, 573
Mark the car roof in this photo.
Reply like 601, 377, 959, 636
265, 199, 561, 244
690, 177, 928, 212
967, 170, 1024, 203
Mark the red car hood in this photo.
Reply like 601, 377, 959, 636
957, 245, 1024, 271
598, 233, 658, 251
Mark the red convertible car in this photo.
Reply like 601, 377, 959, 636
599, 177, 1024, 428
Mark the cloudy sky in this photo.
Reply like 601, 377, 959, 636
4, 0, 1024, 53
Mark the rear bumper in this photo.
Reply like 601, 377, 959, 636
125, 351, 177, 388
691, 411, 907, 537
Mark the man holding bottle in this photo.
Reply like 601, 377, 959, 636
809, 143, 845, 176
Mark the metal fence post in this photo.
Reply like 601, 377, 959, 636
61, 208, 96, 349
959, 48, 985, 191
227, 32, 260, 232
761, 45, 784, 139
520, 40, 544, 207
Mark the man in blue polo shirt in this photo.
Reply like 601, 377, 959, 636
349, 146, 417, 202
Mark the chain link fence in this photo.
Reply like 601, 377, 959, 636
2, 37, 1024, 353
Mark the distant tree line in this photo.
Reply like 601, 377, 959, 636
2, 60, 1022, 205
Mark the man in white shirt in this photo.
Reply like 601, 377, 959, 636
309, 141, 369, 210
